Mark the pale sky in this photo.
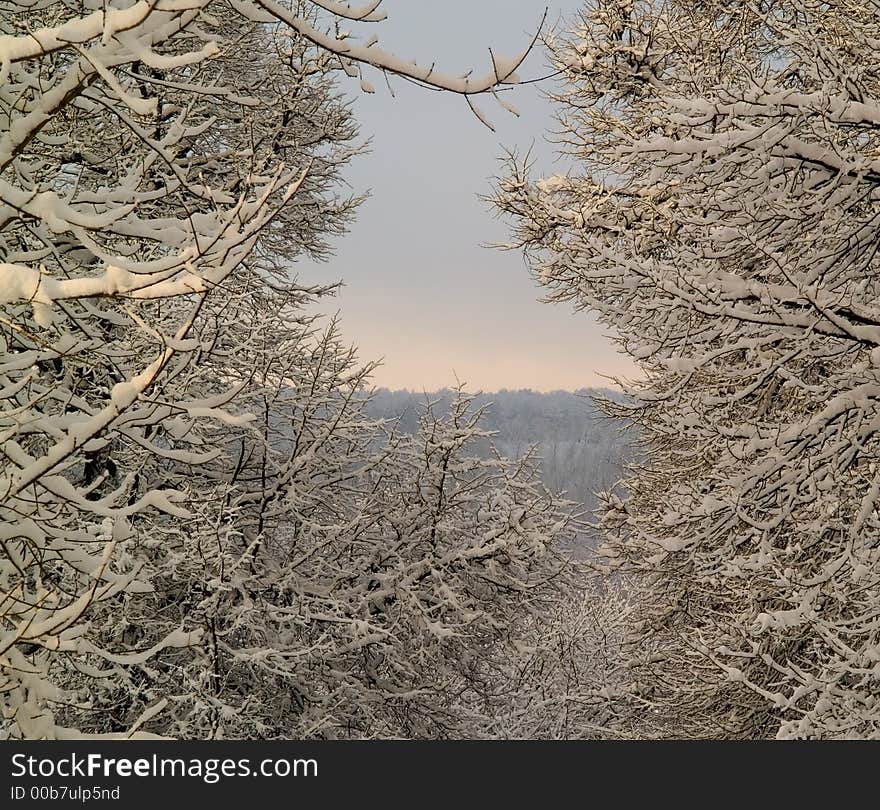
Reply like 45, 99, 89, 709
298, 0, 637, 392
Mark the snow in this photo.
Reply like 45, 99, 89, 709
0, 262, 41, 303
254, 0, 527, 95
0, 3, 154, 63
490, 51, 524, 83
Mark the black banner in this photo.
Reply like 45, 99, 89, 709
0, 740, 861, 806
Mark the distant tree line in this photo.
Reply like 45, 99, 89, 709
365, 388, 633, 552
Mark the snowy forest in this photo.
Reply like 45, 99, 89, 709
365, 388, 630, 554
2, 0, 879, 741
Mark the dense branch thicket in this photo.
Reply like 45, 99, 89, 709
495, 0, 880, 739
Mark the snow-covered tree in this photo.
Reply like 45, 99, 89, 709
0, 0, 559, 738
50, 379, 587, 738
494, 0, 880, 738
0, 0, 361, 739
365, 387, 631, 537
473, 576, 638, 740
